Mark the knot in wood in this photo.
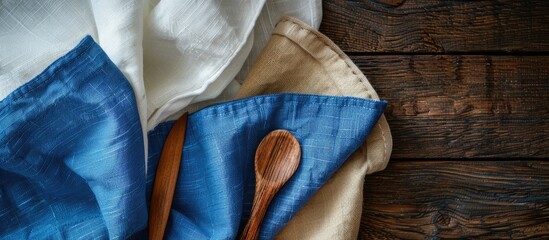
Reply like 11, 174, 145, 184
434, 212, 451, 226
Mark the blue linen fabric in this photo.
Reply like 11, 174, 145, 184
146, 94, 386, 240
0, 36, 387, 239
0, 36, 147, 239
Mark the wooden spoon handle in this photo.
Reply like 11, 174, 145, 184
149, 112, 188, 240
240, 183, 276, 240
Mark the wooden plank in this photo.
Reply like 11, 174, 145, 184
352, 55, 549, 158
359, 160, 549, 239
320, 0, 549, 53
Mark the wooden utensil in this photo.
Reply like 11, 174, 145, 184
240, 130, 301, 240
149, 112, 188, 240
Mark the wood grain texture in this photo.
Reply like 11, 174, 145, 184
320, 0, 549, 53
351, 55, 549, 158
240, 130, 301, 240
318, 0, 549, 238
149, 112, 188, 240
359, 160, 549, 239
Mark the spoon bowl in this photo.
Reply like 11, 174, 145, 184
240, 129, 301, 240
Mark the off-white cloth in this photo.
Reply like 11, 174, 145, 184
0, 0, 321, 130
235, 17, 393, 239
0, 0, 321, 175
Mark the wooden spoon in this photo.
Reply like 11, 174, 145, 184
149, 112, 188, 240
240, 130, 301, 240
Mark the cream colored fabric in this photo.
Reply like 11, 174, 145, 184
236, 17, 393, 239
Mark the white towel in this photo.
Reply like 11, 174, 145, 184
0, 0, 321, 131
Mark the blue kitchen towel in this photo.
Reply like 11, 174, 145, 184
0, 36, 147, 239
0, 36, 386, 239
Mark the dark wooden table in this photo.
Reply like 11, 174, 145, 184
319, 0, 549, 239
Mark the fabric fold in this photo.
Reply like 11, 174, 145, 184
146, 94, 386, 239
0, 35, 387, 239
0, 0, 322, 133
143, 0, 266, 129
235, 16, 393, 239
0, 36, 147, 239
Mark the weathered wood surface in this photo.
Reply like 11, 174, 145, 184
319, 0, 549, 238
359, 160, 549, 239
352, 55, 549, 158
320, 0, 549, 53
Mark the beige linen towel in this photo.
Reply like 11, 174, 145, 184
236, 16, 393, 239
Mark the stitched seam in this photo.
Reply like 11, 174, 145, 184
278, 18, 373, 99
278, 17, 388, 161
4, 41, 94, 102
273, 22, 371, 99
196, 100, 385, 118
377, 122, 388, 163
272, 33, 352, 96
197, 92, 385, 111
